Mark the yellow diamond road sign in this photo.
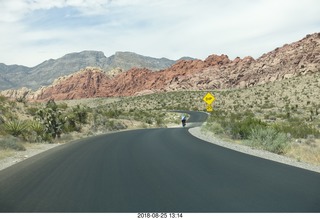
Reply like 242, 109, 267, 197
203, 92, 215, 105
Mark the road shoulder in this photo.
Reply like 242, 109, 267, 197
189, 126, 320, 174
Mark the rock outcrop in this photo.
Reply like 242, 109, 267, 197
28, 67, 114, 101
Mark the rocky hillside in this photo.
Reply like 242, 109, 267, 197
0, 51, 176, 90
109, 32, 319, 93
0, 64, 30, 90
1, 33, 319, 102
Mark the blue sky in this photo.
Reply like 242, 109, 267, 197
1, 0, 319, 67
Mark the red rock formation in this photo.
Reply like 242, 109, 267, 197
29, 67, 113, 101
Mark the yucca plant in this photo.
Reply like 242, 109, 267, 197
3, 120, 28, 137
20, 120, 46, 143
29, 120, 45, 136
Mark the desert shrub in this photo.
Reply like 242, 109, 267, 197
205, 122, 224, 135
24, 120, 45, 143
206, 109, 228, 126
107, 120, 127, 131
206, 110, 268, 139
35, 100, 64, 139
155, 115, 164, 126
273, 121, 320, 139
249, 127, 288, 154
0, 136, 25, 151
72, 105, 89, 124
91, 109, 127, 132
103, 120, 126, 131
228, 116, 267, 139
3, 120, 28, 137
26, 106, 40, 116
29, 120, 45, 136
0, 95, 7, 102
16, 96, 27, 104
104, 109, 122, 118
0, 115, 5, 127
145, 118, 153, 125
63, 112, 80, 133
130, 110, 154, 122
57, 102, 68, 110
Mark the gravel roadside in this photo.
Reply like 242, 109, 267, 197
189, 126, 320, 174
0, 143, 61, 171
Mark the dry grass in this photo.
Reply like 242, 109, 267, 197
0, 149, 15, 160
287, 139, 320, 165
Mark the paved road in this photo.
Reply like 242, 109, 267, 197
0, 111, 320, 212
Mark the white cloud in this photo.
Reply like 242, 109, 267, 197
0, 0, 28, 22
0, 0, 110, 22
0, 0, 319, 66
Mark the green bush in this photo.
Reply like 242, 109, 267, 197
25, 120, 45, 143
155, 115, 164, 126
104, 109, 122, 118
29, 120, 45, 136
3, 120, 28, 137
273, 120, 320, 139
205, 122, 224, 135
249, 127, 288, 154
229, 116, 267, 139
72, 105, 89, 124
0, 95, 7, 103
26, 106, 40, 116
0, 136, 26, 151
63, 112, 79, 133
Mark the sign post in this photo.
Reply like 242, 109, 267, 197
206, 104, 213, 112
203, 92, 215, 112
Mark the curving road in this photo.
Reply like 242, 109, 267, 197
0, 111, 320, 212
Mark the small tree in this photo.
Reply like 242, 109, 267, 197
35, 100, 65, 140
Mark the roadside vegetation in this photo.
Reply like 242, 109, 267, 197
1, 72, 320, 165
0, 95, 181, 153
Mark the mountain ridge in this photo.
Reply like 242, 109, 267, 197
0, 51, 178, 90
1, 33, 319, 102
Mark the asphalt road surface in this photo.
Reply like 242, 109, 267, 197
0, 111, 320, 212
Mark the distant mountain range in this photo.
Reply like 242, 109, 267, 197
1, 33, 319, 102
0, 51, 184, 90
